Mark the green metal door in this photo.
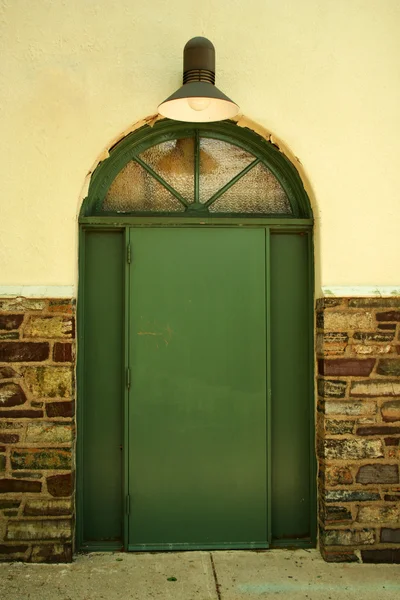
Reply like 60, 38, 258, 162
128, 227, 267, 550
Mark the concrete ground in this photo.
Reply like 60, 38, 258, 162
1, 549, 400, 600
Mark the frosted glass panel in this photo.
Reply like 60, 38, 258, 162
102, 161, 183, 212
102, 136, 293, 215
199, 138, 254, 203
209, 162, 292, 214
139, 138, 194, 202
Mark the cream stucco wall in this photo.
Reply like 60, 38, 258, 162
0, 0, 399, 295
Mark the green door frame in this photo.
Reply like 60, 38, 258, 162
76, 119, 316, 552
76, 218, 316, 552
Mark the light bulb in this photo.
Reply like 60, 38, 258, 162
187, 97, 211, 112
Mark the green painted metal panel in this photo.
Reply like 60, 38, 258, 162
128, 228, 267, 548
82, 230, 124, 543
270, 232, 312, 541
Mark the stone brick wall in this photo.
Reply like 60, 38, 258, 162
1, 294, 399, 563
0, 298, 74, 562
317, 298, 400, 563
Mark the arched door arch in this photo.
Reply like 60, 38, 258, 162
77, 119, 316, 551
80, 120, 312, 218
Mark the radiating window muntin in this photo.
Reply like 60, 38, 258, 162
102, 133, 293, 216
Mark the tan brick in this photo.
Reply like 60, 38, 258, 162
6, 519, 72, 541
324, 438, 384, 460
25, 422, 73, 444
323, 311, 374, 331
325, 401, 376, 417
24, 499, 72, 516
351, 380, 400, 397
352, 344, 392, 355
23, 366, 73, 398
325, 465, 353, 486
316, 332, 348, 356
24, 316, 73, 339
357, 505, 400, 524
11, 448, 71, 470
324, 529, 375, 546
0, 298, 46, 311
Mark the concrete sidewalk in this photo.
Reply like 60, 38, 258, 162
1, 549, 400, 600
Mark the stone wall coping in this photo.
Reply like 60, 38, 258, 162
0, 286, 399, 300
321, 287, 400, 297
0, 287, 75, 298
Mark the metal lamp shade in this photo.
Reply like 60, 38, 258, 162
158, 81, 239, 122
158, 37, 240, 123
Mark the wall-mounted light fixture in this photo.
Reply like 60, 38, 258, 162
158, 37, 240, 123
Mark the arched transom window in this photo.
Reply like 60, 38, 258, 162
82, 121, 311, 219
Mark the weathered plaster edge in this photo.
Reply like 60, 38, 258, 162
77, 113, 315, 212
0, 286, 75, 298
322, 286, 400, 297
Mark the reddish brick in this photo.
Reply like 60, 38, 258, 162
0, 315, 24, 331
47, 473, 73, 497
0, 410, 43, 419
53, 343, 73, 363
385, 437, 400, 446
381, 528, 400, 543
0, 544, 29, 556
48, 300, 74, 314
0, 434, 19, 444
378, 323, 397, 330
385, 494, 400, 501
318, 358, 375, 376
0, 367, 20, 379
0, 382, 26, 407
321, 548, 359, 563
0, 500, 20, 509
357, 425, 400, 435
0, 342, 49, 362
323, 505, 352, 524
46, 401, 74, 418
0, 479, 42, 493
356, 464, 399, 484
376, 311, 400, 322
361, 549, 400, 563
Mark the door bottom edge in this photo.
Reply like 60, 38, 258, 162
79, 541, 124, 552
127, 542, 270, 551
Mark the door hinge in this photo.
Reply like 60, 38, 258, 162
126, 367, 131, 389
126, 494, 130, 515
127, 242, 132, 264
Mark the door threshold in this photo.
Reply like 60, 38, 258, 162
79, 541, 124, 552
128, 542, 269, 551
